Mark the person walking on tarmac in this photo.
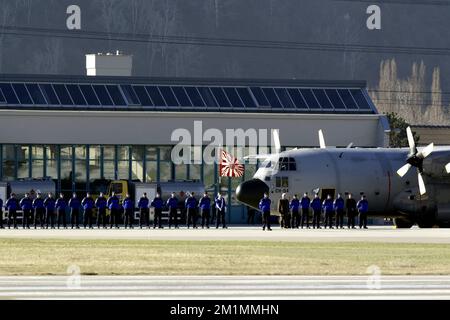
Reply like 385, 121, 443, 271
81, 193, 95, 229
138, 192, 150, 229
300, 193, 311, 229
123, 194, 134, 229
68, 193, 80, 229
322, 195, 334, 229
185, 192, 198, 229
44, 193, 56, 229
311, 194, 322, 229
33, 193, 45, 229
0, 196, 3, 229
290, 195, 300, 228
334, 194, 345, 229
259, 192, 272, 231
215, 193, 227, 229
20, 193, 33, 229
5, 193, 19, 229
199, 192, 211, 229
55, 193, 67, 229
346, 193, 357, 229
107, 192, 120, 229
166, 193, 179, 229
151, 193, 164, 229
278, 193, 290, 229
95, 192, 108, 229
357, 195, 369, 229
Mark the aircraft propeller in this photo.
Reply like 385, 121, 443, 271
396, 127, 434, 195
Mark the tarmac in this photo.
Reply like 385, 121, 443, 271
0, 275, 449, 300
0, 225, 449, 243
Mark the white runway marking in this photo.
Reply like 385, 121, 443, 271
0, 276, 450, 300
0, 226, 449, 243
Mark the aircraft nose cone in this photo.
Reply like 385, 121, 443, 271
236, 179, 269, 209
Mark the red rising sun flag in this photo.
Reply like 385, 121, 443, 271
219, 149, 245, 177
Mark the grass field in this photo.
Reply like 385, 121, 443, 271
0, 239, 449, 276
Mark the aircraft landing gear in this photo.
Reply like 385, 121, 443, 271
393, 218, 414, 229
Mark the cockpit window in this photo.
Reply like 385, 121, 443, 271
278, 157, 297, 171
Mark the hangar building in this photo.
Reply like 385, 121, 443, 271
0, 70, 389, 222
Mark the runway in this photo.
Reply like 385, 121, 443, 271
0, 226, 449, 243
0, 276, 450, 300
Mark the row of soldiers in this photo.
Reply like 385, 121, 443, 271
0, 191, 228, 230
259, 192, 369, 231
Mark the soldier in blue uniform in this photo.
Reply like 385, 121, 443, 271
357, 195, 369, 229
300, 193, 311, 229
289, 194, 300, 229
19, 193, 33, 229
185, 192, 198, 229
5, 193, 19, 229
259, 193, 272, 231
123, 193, 134, 229
199, 192, 211, 229
44, 193, 56, 229
138, 192, 150, 229
322, 195, 334, 229
55, 193, 67, 229
33, 193, 45, 229
151, 193, 164, 229
334, 194, 345, 229
81, 193, 95, 229
311, 194, 322, 229
107, 192, 120, 229
0, 196, 3, 229
95, 192, 108, 229
166, 192, 179, 229
68, 193, 80, 229
215, 193, 227, 229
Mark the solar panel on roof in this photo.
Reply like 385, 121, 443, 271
66, 85, 87, 105
274, 88, 295, 109
12, 83, 33, 104
53, 84, 73, 105
236, 88, 257, 108
287, 89, 308, 109
93, 85, 114, 106
39, 84, 60, 105
210, 87, 232, 108
0, 87, 6, 103
250, 87, 270, 107
262, 88, 283, 108
146, 86, 166, 107
184, 87, 205, 107
79, 85, 100, 106
172, 87, 192, 107
312, 89, 333, 109
324, 89, 345, 109
224, 87, 244, 108
106, 85, 126, 106
132, 86, 153, 106
159, 86, 179, 107
197, 87, 218, 108
300, 89, 320, 109
26, 84, 47, 105
338, 89, 357, 109
350, 89, 371, 110
121, 85, 140, 105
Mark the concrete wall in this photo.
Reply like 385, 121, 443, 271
413, 126, 450, 146
0, 110, 387, 147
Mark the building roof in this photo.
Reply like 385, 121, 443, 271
0, 74, 378, 114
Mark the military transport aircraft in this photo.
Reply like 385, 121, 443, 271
236, 128, 450, 228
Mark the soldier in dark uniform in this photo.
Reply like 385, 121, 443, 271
5, 193, 19, 229
19, 193, 33, 229
166, 193, 179, 229
259, 193, 272, 231
151, 193, 164, 229
44, 193, 56, 229
55, 193, 67, 229
33, 193, 45, 229
199, 192, 211, 229
346, 193, 357, 229
278, 193, 290, 229
81, 193, 95, 229
215, 193, 227, 229
68, 193, 80, 229
138, 192, 150, 229
185, 192, 198, 229
95, 192, 108, 229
